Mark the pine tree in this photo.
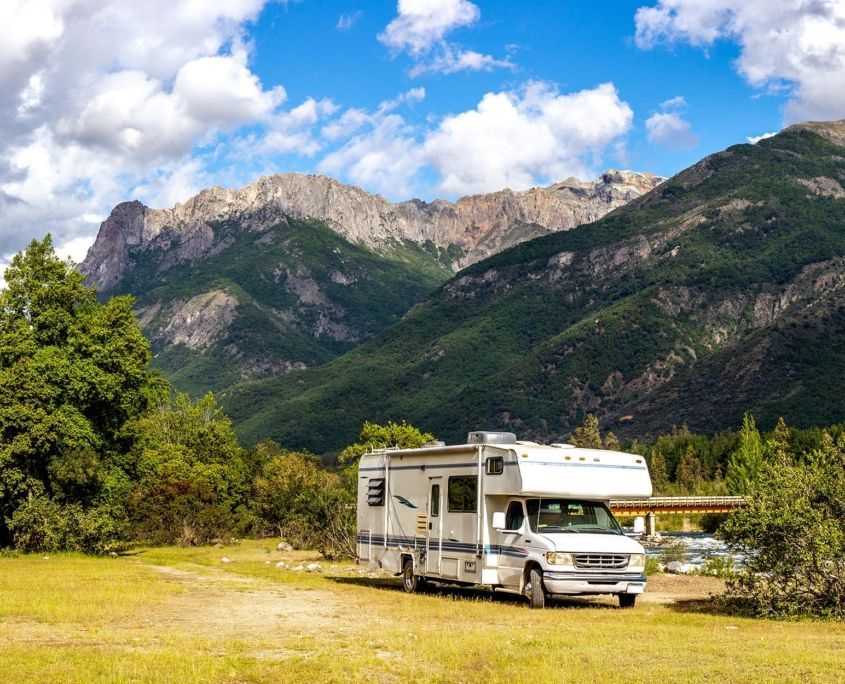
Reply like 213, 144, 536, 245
726, 413, 765, 494
648, 448, 670, 495
603, 431, 620, 451
767, 416, 792, 465
675, 445, 703, 493
572, 414, 602, 448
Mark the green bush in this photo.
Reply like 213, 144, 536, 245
719, 432, 845, 618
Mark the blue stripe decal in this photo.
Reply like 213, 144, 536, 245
356, 534, 528, 557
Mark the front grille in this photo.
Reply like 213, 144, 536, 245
574, 554, 629, 569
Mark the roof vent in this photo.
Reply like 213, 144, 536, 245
467, 431, 517, 445
422, 440, 446, 448
551, 443, 576, 448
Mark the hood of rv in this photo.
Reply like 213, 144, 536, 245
540, 532, 644, 555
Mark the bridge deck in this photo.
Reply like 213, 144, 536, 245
609, 496, 746, 515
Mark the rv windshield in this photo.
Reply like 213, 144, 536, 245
526, 499, 621, 535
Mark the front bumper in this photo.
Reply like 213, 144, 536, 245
543, 572, 646, 595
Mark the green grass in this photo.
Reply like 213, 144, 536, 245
1, 543, 843, 682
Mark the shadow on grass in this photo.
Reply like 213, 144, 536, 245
666, 596, 732, 616
328, 575, 618, 610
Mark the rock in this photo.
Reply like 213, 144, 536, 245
221, 557, 231, 564
276, 541, 293, 552
109, 552, 118, 558
292, 564, 305, 572
305, 563, 322, 573
264, 560, 271, 565
80, 171, 664, 290
666, 561, 694, 574
275, 561, 287, 569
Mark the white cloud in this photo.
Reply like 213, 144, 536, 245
425, 82, 633, 195
0, 0, 300, 265
321, 81, 633, 198
337, 11, 363, 32
635, 0, 845, 123
747, 131, 778, 144
380, 0, 480, 55
645, 96, 699, 150
379, 0, 513, 77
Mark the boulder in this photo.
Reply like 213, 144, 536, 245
276, 541, 293, 552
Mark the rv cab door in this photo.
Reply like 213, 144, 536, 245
426, 477, 443, 576
497, 499, 528, 588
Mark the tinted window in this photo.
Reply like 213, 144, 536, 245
447, 476, 477, 512
505, 501, 525, 530
431, 484, 440, 517
486, 456, 504, 475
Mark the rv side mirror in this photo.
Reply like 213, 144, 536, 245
492, 512, 506, 530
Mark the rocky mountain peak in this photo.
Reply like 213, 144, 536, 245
80, 170, 664, 291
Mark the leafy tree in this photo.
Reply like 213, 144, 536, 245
726, 413, 765, 494
125, 393, 251, 545
571, 414, 602, 449
0, 236, 164, 551
252, 441, 356, 558
339, 420, 433, 464
719, 431, 845, 618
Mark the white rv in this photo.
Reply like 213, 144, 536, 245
356, 431, 652, 608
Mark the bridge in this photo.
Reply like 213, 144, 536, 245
609, 496, 747, 535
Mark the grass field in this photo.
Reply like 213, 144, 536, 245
1, 542, 843, 683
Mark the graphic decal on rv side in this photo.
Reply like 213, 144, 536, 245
393, 495, 418, 508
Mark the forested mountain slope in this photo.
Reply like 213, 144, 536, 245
220, 122, 845, 451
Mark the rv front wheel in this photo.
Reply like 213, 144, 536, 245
526, 567, 546, 609
618, 594, 637, 609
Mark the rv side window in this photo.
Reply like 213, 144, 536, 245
447, 476, 477, 512
505, 501, 525, 530
485, 456, 504, 475
430, 484, 440, 517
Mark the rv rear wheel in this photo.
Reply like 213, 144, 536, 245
402, 559, 421, 593
618, 594, 637, 609
526, 567, 546, 609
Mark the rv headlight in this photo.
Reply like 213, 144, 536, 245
546, 552, 573, 566
628, 553, 646, 569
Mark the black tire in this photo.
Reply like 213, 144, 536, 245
402, 559, 420, 593
526, 567, 546, 609
618, 593, 637, 609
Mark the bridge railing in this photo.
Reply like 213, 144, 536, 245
610, 496, 747, 509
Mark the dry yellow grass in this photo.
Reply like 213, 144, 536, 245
0, 542, 843, 683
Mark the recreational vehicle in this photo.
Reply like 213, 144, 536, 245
356, 431, 652, 608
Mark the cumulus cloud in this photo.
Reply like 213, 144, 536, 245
321, 82, 633, 198
0, 0, 292, 266
634, 0, 845, 123
379, 0, 513, 76
645, 96, 699, 150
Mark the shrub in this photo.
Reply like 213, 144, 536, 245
719, 432, 845, 618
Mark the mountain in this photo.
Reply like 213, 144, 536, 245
218, 121, 845, 452
80, 170, 661, 392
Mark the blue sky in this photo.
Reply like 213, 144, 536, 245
1, 0, 843, 265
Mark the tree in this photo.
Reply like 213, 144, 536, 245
571, 414, 602, 449
648, 448, 670, 495
339, 420, 433, 464
719, 431, 845, 618
675, 445, 703, 493
0, 236, 163, 551
766, 417, 792, 465
603, 431, 621, 451
125, 393, 251, 545
726, 413, 765, 494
